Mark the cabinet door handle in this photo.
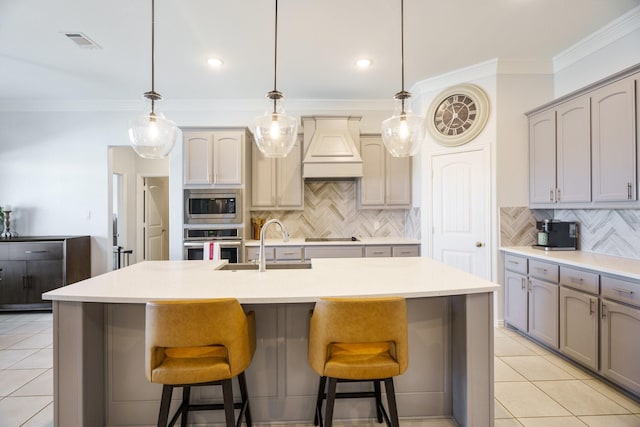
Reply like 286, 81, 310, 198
22, 275, 28, 289
527, 279, 532, 292
521, 277, 526, 290
613, 287, 635, 295
589, 298, 595, 316
601, 303, 607, 319
556, 188, 561, 201
628, 182, 633, 200
549, 189, 554, 202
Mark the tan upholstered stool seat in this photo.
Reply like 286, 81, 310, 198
308, 297, 408, 427
325, 342, 400, 379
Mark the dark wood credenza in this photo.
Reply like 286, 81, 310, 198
0, 236, 90, 311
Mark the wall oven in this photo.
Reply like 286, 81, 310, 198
183, 228, 243, 263
184, 189, 242, 224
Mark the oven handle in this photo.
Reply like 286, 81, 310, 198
183, 240, 243, 248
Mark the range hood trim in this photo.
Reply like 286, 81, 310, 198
302, 116, 363, 178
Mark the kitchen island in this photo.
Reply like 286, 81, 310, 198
44, 257, 498, 427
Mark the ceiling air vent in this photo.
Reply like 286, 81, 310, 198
64, 32, 101, 49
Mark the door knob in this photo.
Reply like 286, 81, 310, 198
475, 242, 484, 247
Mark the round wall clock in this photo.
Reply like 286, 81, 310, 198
426, 84, 490, 146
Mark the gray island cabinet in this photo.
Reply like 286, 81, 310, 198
0, 236, 90, 310
44, 257, 497, 427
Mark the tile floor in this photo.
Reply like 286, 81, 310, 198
1, 312, 639, 426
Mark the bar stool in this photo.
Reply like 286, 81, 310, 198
145, 299, 256, 427
308, 296, 408, 427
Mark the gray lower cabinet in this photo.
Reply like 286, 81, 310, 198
503, 250, 640, 398
504, 255, 559, 349
560, 286, 599, 371
304, 246, 363, 259
600, 274, 640, 395
0, 237, 90, 310
504, 269, 528, 332
528, 278, 559, 348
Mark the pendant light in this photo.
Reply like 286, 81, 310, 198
253, 0, 298, 158
381, 0, 424, 157
128, 0, 177, 159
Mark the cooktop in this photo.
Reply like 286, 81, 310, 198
305, 237, 359, 242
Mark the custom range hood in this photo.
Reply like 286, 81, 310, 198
302, 116, 363, 178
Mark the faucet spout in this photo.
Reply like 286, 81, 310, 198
259, 219, 290, 272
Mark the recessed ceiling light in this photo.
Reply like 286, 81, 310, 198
356, 58, 372, 69
208, 58, 224, 68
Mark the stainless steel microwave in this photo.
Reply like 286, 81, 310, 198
184, 189, 242, 224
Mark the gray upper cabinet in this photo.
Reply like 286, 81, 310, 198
528, 66, 640, 209
184, 130, 244, 186
529, 109, 557, 205
251, 138, 303, 210
556, 96, 591, 203
359, 135, 411, 209
591, 76, 637, 202
529, 95, 591, 206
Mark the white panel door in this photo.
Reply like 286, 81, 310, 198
144, 177, 168, 261
432, 148, 489, 279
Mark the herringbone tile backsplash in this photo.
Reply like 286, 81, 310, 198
251, 181, 419, 240
500, 207, 640, 260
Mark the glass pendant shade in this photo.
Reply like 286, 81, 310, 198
128, 110, 177, 159
254, 96, 298, 158
381, 94, 425, 157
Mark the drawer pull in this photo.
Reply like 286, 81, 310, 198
373, 251, 385, 255
508, 260, 520, 265
535, 267, 548, 273
568, 276, 583, 283
282, 252, 295, 255
25, 250, 48, 254
613, 287, 635, 295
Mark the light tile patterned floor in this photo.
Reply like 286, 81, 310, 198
1, 313, 639, 426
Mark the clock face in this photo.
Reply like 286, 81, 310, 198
427, 84, 489, 147
433, 94, 477, 137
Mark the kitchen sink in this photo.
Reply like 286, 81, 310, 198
217, 262, 312, 271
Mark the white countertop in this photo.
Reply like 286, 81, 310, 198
244, 237, 421, 247
43, 257, 497, 304
501, 246, 640, 280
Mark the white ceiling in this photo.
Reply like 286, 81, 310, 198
1, 0, 639, 103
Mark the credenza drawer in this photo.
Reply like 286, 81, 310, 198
9, 242, 63, 261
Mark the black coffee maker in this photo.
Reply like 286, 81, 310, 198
533, 220, 578, 250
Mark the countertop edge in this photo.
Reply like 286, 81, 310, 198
500, 246, 640, 281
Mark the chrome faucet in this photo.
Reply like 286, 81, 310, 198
259, 219, 290, 272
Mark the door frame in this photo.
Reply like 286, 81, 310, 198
136, 173, 170, 262
426, 145, 492, 280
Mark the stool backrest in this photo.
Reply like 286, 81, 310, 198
145, 299, 255, 381
308, 296, 408, 375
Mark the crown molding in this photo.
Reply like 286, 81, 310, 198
554, 5, 640, 72
411, 59, 499, 95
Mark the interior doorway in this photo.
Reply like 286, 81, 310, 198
142, 176, 169, 260
430, 147, 491, 280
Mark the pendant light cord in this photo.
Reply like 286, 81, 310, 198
149, 0, 158, 114
400, 0, 405, 93
271, 0, 279, 113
